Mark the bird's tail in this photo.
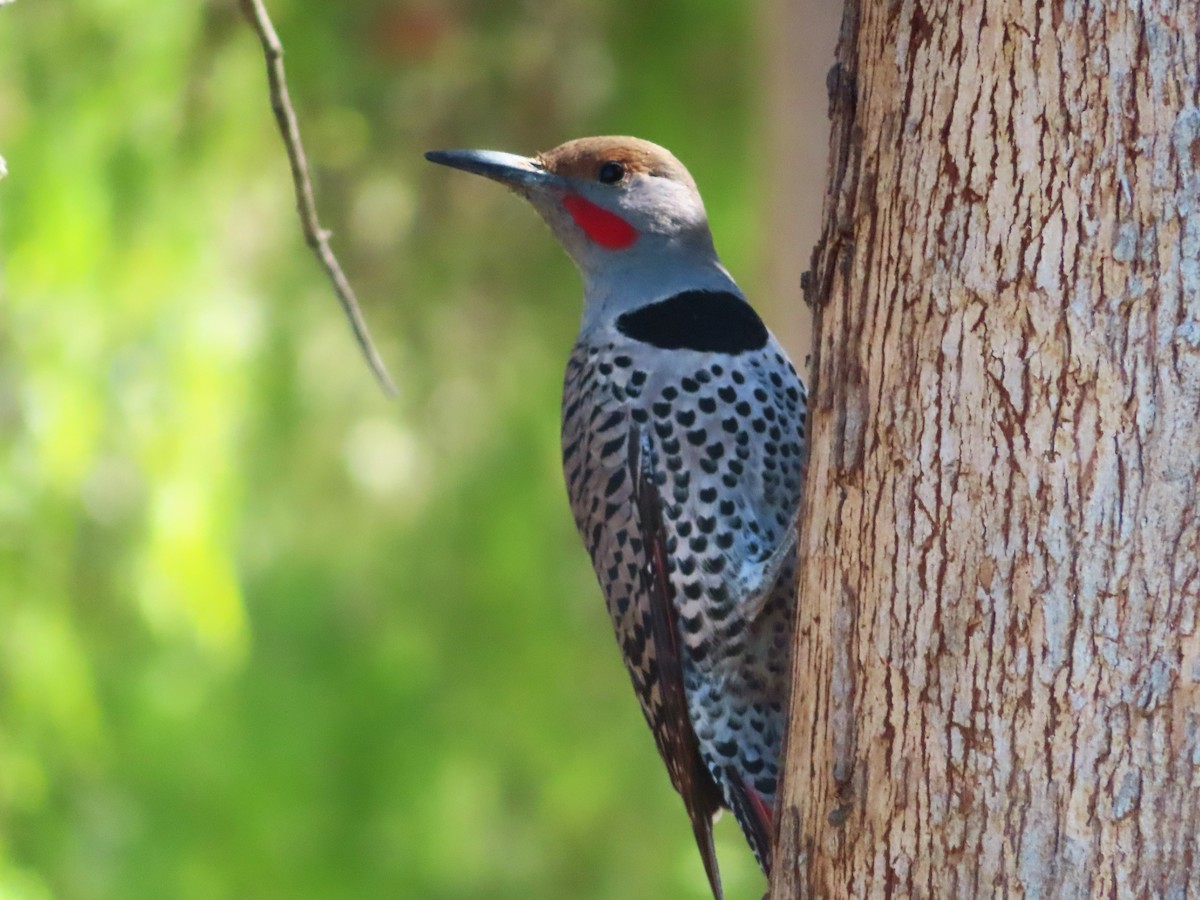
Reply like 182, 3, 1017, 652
724, 770, 775, 875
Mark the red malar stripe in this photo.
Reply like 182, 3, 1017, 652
562, 194, 639, 250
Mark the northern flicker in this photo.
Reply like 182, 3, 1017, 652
426, 137, 807, 898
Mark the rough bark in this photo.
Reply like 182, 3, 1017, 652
772, 1, 1200, 896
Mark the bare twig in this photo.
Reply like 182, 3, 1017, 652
239, 0, 397, 396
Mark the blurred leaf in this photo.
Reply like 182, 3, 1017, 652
0, 1, 779, 897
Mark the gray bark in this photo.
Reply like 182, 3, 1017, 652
772, 1, 1200, 895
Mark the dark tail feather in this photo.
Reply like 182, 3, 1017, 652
630, 425, 725, 900
689, 809, 723, 900
725, 769, 775, 875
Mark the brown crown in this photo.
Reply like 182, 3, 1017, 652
535, 136, 697, 191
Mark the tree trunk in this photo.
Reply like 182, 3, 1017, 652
772, 1, 1200, 896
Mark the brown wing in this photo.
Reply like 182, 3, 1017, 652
628, 425, 726, 900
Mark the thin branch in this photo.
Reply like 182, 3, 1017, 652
239, 0, 397, 396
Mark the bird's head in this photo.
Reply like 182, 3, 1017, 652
425, 136, 719, 282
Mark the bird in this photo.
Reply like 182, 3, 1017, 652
426, 136, 807, 899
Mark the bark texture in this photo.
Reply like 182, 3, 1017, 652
773, 1, 1200, 896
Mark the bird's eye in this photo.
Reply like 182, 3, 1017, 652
597, 161, 626, 185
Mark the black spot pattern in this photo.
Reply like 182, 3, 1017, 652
561, 305, 808, 867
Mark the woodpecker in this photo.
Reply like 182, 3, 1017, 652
426, 137, 807, 898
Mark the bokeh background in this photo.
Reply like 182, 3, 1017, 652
0, 1, 835, 897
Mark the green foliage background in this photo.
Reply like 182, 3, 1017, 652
0, 1, 788, 896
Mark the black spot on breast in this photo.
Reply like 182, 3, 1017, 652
597, 410, 623, 432
604, 468, 625, 496
615, 290, 770, 354
600, 433, 626, 458
714, 739, 738, 758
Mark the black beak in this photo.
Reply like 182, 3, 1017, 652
424, 149, 559, 190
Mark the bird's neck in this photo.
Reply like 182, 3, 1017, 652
578, 245, 742, 335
